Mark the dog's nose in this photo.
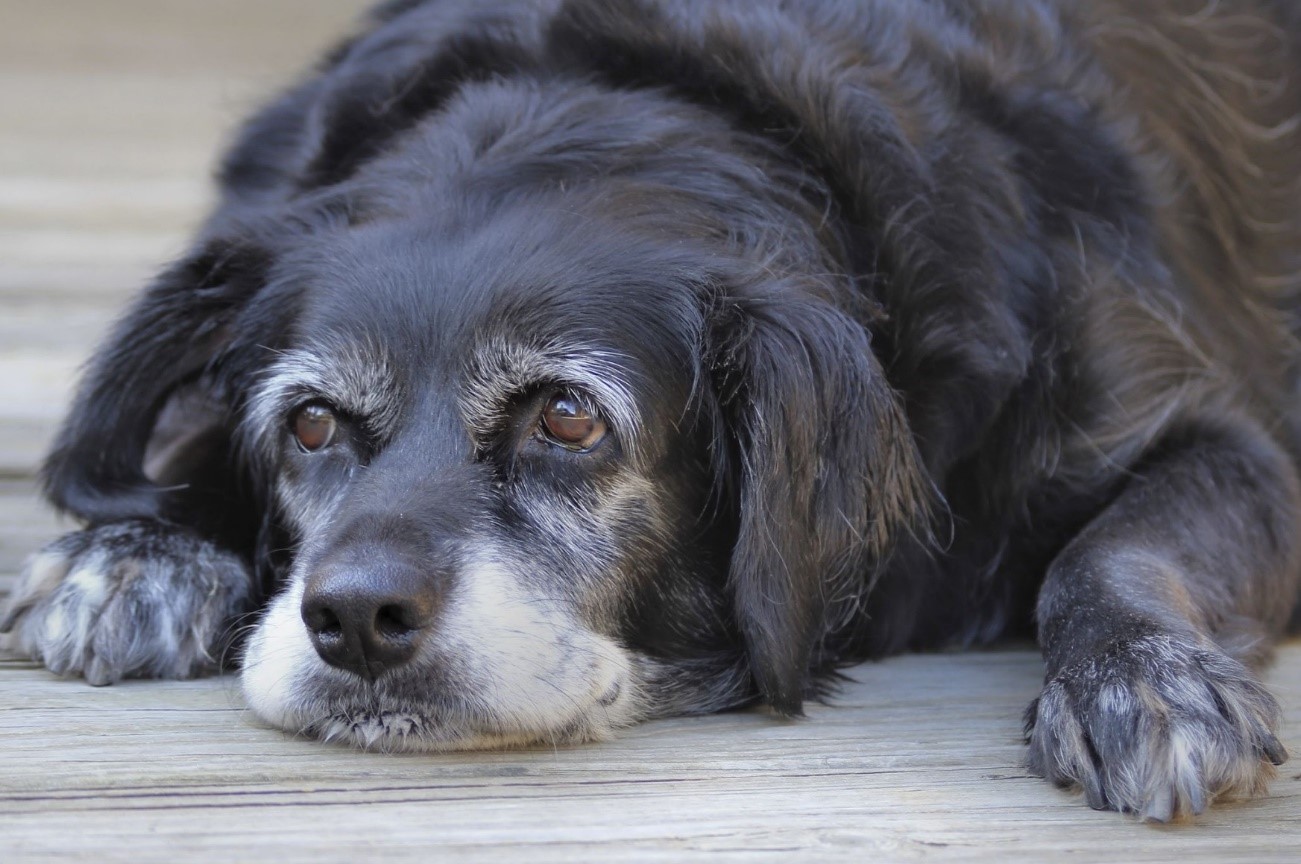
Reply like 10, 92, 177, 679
301, 559, 439, 681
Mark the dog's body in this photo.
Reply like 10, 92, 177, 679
3, 0, 1300, 821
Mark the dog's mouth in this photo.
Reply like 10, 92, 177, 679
305, 708, 552, 752
252, 665, 638, 753
286, 674, 633, 752
240, 575, 643, 751
299, 686, 628, 752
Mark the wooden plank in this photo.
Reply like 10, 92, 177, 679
0, 648, 1298, 862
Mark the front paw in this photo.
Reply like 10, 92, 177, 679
0, 520, 253, 685
1024, 634, 1287, 821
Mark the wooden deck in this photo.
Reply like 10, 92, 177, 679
0, 1, 1298, 860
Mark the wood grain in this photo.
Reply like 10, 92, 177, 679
0, 1, 1298, 861
1, 649, 1299, 862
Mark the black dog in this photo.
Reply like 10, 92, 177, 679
3, 0, 1300, 822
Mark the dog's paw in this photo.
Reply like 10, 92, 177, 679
0, 520, 253, 685
1024, 633, 1287, 821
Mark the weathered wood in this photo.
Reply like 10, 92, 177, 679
1, 649, 1299, 862
1, 1, 1299, 861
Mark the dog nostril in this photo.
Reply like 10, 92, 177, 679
303, 599, 343, 637
375, 603, 419, 638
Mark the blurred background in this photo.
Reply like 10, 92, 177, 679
0, 0, 364, 587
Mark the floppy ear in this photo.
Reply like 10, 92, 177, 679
41, 233, 286, 525
712, 288, 930, 715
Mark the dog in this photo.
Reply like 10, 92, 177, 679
3, 0, 1300, 822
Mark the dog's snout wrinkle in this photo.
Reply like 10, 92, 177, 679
302, 556, 441, 681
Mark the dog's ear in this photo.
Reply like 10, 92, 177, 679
711, 288, 930, 715
41, 233, 289, 525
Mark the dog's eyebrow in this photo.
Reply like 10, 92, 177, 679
244, 341, 405, 450
459, 337, 644, 455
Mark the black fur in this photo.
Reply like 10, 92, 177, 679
4, 0, 1300, 822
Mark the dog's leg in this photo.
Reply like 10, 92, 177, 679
1, 520, 254, 685
1025, 423, 1301, 821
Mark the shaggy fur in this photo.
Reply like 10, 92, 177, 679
3, 0, 1301, 822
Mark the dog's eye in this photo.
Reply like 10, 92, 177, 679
540, 393, 607, 451
292, 403, 338, 453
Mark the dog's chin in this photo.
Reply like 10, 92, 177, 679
299, 690, 631, 753
238, 578, 643, 752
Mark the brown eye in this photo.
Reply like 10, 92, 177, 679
292, 403, 338, 453
540, 393, 607, 451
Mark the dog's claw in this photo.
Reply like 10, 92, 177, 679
1140, 786, 1176, 823
1261, 735, 1288, 766
1081, 769, 1110, 812
84, 655, 116, 687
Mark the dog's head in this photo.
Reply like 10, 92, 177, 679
224, 83, 927, 747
